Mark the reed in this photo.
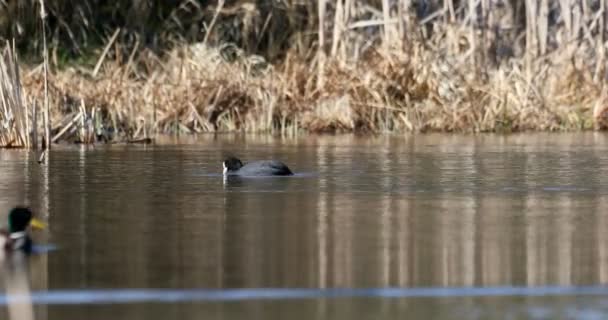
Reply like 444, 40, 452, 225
1, 0, 607, 142
0, 42, 29, 148
40, 0, 50, 151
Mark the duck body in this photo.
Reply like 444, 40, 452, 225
223, 157, 293, 176
0, 230, 33, 253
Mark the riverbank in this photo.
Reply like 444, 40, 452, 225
1, 1, 607, 147
15, 39, 608, 140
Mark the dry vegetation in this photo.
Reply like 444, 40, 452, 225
1, 0, 608, 147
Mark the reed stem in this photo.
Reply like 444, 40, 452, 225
40, 0, 50, 151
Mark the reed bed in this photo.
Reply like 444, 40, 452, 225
2, 0, 608, 145
0, 42, 30, 148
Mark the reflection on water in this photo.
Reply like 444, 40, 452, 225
2, 256, 35, 320
1, 133, 608, 319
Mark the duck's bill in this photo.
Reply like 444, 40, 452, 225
30, 218, 46, 230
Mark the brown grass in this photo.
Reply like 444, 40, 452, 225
3, 1, 608, 146
0, 42, 30, 148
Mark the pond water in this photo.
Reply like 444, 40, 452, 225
1, 133, 608, 319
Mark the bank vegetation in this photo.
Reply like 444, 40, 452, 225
0, 0, 607, 147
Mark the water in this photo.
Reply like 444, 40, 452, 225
1, 133, 608, 319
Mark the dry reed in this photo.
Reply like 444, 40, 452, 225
0, 42, 29, 148
2, 1, 608, 144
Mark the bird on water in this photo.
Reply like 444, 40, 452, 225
222, 156, 294, 176
0, 206, 45, 255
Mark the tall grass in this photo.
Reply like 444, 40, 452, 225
2, 0, 608, 143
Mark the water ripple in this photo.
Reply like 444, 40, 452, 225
2, 286, 608, 305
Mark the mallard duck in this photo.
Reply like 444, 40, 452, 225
222, 157, 294, 176
0, 207, 45, 254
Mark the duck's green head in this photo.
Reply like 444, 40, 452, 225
8, 207, 45, 233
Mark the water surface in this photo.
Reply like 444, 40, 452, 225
1, 133, 608, 319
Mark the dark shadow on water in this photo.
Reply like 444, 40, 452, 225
221, 173, 317, 191
30, 245, 59, 255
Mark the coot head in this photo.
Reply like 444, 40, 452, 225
223, 157, 244, 175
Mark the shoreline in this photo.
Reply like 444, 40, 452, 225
2, 131, 605, 150
4, 40, 605, 148
13, 42, 605, 145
